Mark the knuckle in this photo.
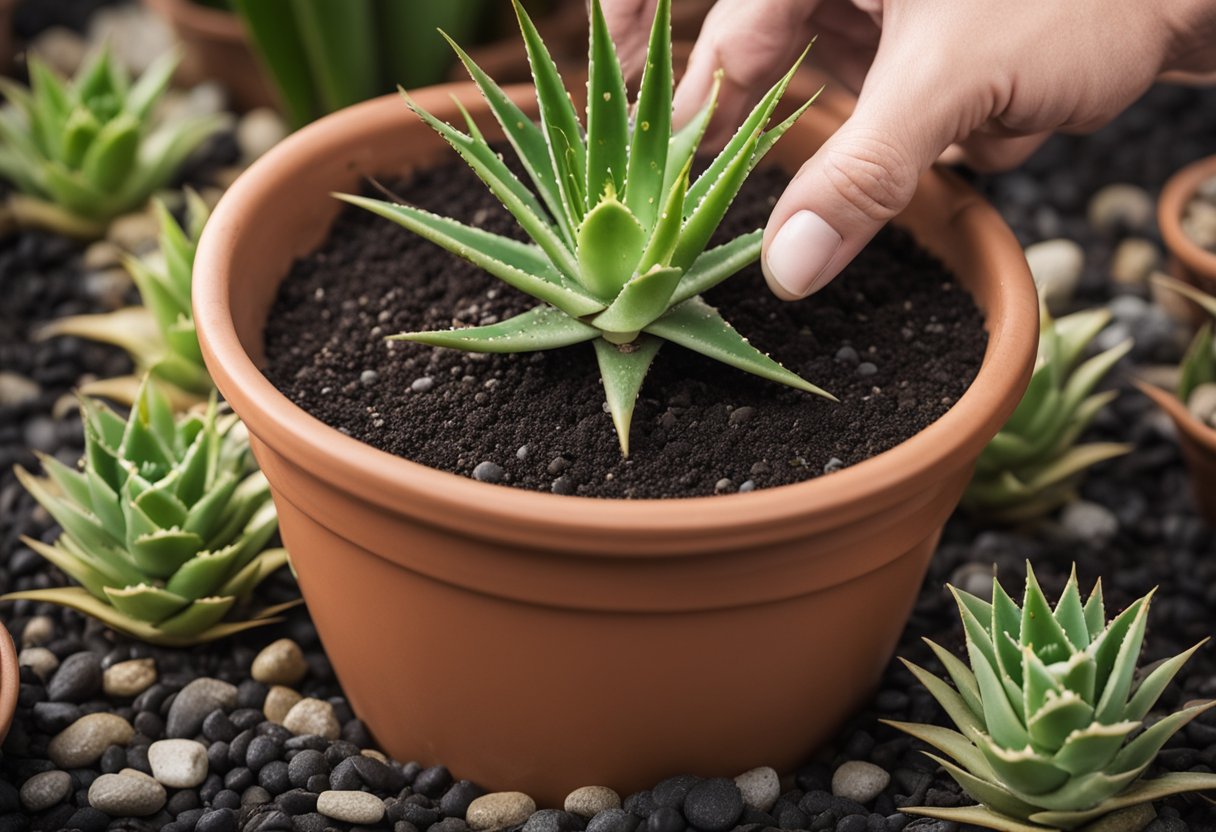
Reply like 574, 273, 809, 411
818, 133, 917, 222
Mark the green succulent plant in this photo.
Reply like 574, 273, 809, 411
5, 380, 293, 645
962, 308, 1132, 522
338, 0, 833, 456
0, 46, 228, 238
1152, 273, 1216, 420
39, 191, 214, 409
888, 564, 1216, 832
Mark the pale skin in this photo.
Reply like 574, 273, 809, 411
602, 0, 1216, 300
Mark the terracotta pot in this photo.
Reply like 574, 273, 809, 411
1138, 381, 1216, 523
193, 76, 1038, 804
142, 0, 278, 112
1158, 154, 1216, 326
0, 625, 16, 741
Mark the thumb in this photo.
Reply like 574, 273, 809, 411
761, 56, 972, 300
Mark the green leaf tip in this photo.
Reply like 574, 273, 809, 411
362, 0, 832, 457
891, 563, 1214, 829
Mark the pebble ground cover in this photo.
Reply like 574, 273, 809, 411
2, 4, 1216, 831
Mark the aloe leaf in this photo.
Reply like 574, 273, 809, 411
156, 596, 235, 638
593, 335, 662, 456
901, 804, 1049, 832
81, 113, 139, 192
1049, 390, 1118, 458
60, 107, 101, 169
685, 45, 810, 212
123, 51, 178, 120
1007, 768, 1143, 813
337, 195, 602, 318
513, 0, 586, 225
919, 755, 1047, 826
1152, 272, 1216, 318
120, 113, 228, 213
753, 85, 823, 165
37, 452, 91, 508
380, 0, 484, 89
104, 583, 190, 625
1030, 773, 1216, 829
398, 92, 580, 282
993, 581, 1025, 690
1050, 720, 1139, 776
1089, 594, 1149, 705
662, 71, 721, 198
1021, 647, 1062, 728
15, 466, 118, 555
130, 530, 204, 578
1026, 691, 1094, 750
0, 147, 47, 199
219, 547, 290, 598
881, 720, 996, 782
42, 163, 104, 217
229, 501, 279, 572
1021, 564, 1075, 665
1059, 338, 1132, 417
166, 545, 243, 600
230, 0, 315, 127
1083, 578, 1105, 641
577, 195, 646, 297
645, 298, 834, 398
203, 472, 272, 552
441, 31, 574, 245
19, 537, 116, 600
1053, 566, 1089, 650
1093, 595, 1151, 723
672, 128, 763, 270
978, 741, 1070, 798
592, 266, 683, 336
924, 639, 985, 719
585, 0, 629, 204
1179, 323, 1215, 403
1054, 308, 1113, 372
290, 0, 377, 114
670, 231, 763, 305
624, 0, 672, 230
133, 483, 189, 530
973, 645, 1032, 750
27, 58, 73, 157
1110, 700, 1216, 776
898, 658, 985, 740
182, 471, 239, 537
1124, 640, 1206, 722
638, 160, 689, 273
391, 305, 600, 353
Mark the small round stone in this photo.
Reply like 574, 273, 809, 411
103, 658, 157, 698
282, 698, 340, 739
263, 685, 303, 723
834, 345, 860, 365
167, 678, 239, 738
683, 778, 743, 832
1110, 238, 1159, 286
857, 362, 877, 377
1025, 238, 1084, 313
1087, 183, 1154, 234
251, 639, 309, 687
21, 615, 55, 646
88, 772, 167, 817
411, 376, 435, 393
148, 739, 209, 788
564, 786, 621, 818
823, 457, 845, 474
1060, 500, 1120, 546
236, 107, 289, 162
18, 646, 59, 680
728, 406, 755, 426
472, 461, 504, 484
467, 792, 537, 830
714, 478, 734, 494
48, 651, 102, 702
0, 372, 40, 407
734, 767, 779, 813
551, 476, 575, 496
831, 761, 890, 804
316, 790, 386, 824
49, 713, 135, 768
20, 770, 72, 811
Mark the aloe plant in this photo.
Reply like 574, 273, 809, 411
0, 47, 227, 238
888, 564, 1216, 831
5, 380, 293, 645
962, 308, 1131, 522
39, 191, 214, 409
1152, 274, 1216, 419
342, 0, 832, 456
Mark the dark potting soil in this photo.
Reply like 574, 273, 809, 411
263, 162, 987, 499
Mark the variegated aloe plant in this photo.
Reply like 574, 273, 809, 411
39, 191, 214, 409
339, 0, 832, 456
963, 308, 1132, 522
5, 379, 293, 645
0, 46, 227, 238
1152, 273, 1216, 424
888, 564, 1216, 831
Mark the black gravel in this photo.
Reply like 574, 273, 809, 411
3, 79, 1216, 830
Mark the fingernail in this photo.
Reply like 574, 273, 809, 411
763, 210, 843, 298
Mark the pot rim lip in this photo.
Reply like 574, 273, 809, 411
1159, 153, 1216, 278
143, 0, 244, 40
1136, 379, 1216, 452
0, 626, 16, 741
194, 83, 1039, 538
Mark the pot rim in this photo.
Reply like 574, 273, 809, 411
1136, 379, 1216, 452
194, 82, 1038, 550
0, 626, 16, 741
1159, 153, 1216, 279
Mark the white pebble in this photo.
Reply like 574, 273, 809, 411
148, 739, 209, 788
251, 639, 308, 687
317, 790, 386, 824
467, 792, 537, 830
734, 766, 780, 812
1088, 183, 1154, 234
564, 785, 621, 817
1188, 383, 1216, 428
282, 697, 340, 739
103, 658, 157, 698
831, 760, 890, 804
1025, 239, 1084, 314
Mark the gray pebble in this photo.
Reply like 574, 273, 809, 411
411, 376, 435, 393
823, 457, 844, 474
1060, 500, 1120, 546
831, 761, 890, 804
739, 480, 756, 493
714, 478, 734, 493
317, 790, 386, 824
564, 786, 621, 818
834, 346, 860, 365
18, 647, 59, 680
49, 713, 134, 768
167, 678, 238, 738
467, 792, 537, 830
472, 461, 504, 484
1025, 239, 1084, 313
734, 766, 780, 812
88, 772, 167, 817
20, 770, 72, 811
552, 476, 575, 496
148, 739, 209, 788
857, 362, 877, 377
22, 615, 54, 646
728, 407, 755, 426
359, 370, 378, 385
251, 639, 308, 687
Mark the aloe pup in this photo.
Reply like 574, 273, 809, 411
5, 380, 293, 645
0, 46, 227, 238
963, 307, 1132, 522
889, 564, 1216, 831
339, 0, 833, 456
39, 191, 214, 409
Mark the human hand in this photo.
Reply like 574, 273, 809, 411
603, 0, 1216, 299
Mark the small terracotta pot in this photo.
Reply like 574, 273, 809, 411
194, 77, 1039, 804
142, 0, 278, 112
0, 626, 17, 741
1158, 154, 1216, 327
1138, 381, 1216, 523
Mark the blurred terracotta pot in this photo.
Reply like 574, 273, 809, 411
1138, 381, 1216, 523
142, 0, 277, 112
0, 626, 16, 741
193, 76, 1038, 804
1159, 154, 1216, 327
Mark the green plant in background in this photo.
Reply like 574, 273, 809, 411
0, 47, 227, 238
962, 307, 1132, 522
5, 379, 293, 645
888, 563, 1216, 831
232, 0, 492, 129
39, 191, 214, 409
1152, 274, 1216, 426
342, 0, 832, 456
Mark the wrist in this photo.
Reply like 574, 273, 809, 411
1163, 0, 1216, 74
